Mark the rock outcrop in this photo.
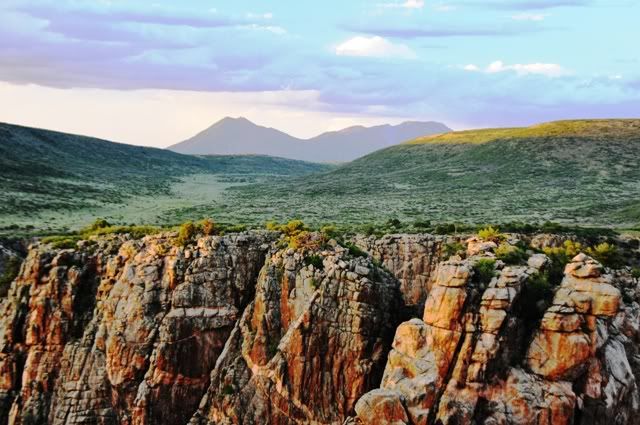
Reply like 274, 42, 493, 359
352, 234, 454, 311
354, 244, 640, 425
1, 231, 640, 425
0, 233, 273, 425
190, 242, 401, 424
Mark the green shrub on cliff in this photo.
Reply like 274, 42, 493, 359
472, 259, 496, 286
495, 243, 527, 265
174, 221, 196, 246
0, 256, 22, 297
478, 226, 503, 242
586, 242, 623, 268
443, 241, 465, 259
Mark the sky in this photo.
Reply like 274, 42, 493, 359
0, 0, 639, 147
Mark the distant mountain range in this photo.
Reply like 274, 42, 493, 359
167, 117, 451, 162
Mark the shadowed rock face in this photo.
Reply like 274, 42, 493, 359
1, 232, 640, 425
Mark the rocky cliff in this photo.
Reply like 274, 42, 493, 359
0, 231, 639, 425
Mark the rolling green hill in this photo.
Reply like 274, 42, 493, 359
200, 119, 640, 228
0, 122, 331, 233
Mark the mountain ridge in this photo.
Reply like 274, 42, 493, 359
168, 116, 452, 162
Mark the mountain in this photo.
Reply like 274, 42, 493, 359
0, 122, 332, 233
167, 117, 452, 162
215, 119, 640, 228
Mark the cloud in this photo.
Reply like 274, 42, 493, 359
455, 0, 591, 10
511, 12, 547, 20
378, 0, 425, 9
247, 12, 274, 20
464, 60, 569, 77
341, 23, 545, 38
335, 36, 417, 59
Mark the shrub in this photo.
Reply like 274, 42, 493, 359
42, 235, 81, 249
174, 221, 196, 246
282, 220, 307, 237
86, 218, 110, 232
443, 242, 465, 259
224, 224, 247, 233
343, 241, 368, 258
478, 226, 503, 242
586, 242, 623, 269
320, 225, 340, 240
386, 218, 402, 229
632, 268, 640, 280
543, 240, 584, 285
201, 218, 218, 236
472, 259, 496, 286
414, 220, 431, 229
433, 223, 457, 235
0, 256, 21, 297
495, 243, 527, 265
304, 254, 324, 270
521, 272, 554, 324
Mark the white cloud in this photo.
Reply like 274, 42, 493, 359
238, 24, 286, 34
379, 0, 425, 9
247, 12, 273, 20
434, 4, 457, 12
511, 13, 547, 21
335, 36, 417, 59
464, 60, 568, 77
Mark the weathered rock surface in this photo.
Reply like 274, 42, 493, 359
190, 243, 401, 424
0, 232, 273, 425
354, 242, 640, 425
352, 234, 454, 310
2, 231, 640, 425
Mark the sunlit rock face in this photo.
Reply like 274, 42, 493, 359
354, 240, 640, 425
0, 233, 273, 425
1, 231, 639, 425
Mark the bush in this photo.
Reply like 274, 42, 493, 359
414, 220, 431, 229
201, 218, 218, 236
174, 221, 196, 246
343, 241, 368, 259
521, 272, 554, 324
443, 242, 465, 259
472, 259, 496, 286
586, 242, 623, 269
386, 218, 402, 229
478, 226, 503, 242
495, 243, 527, 265
543, 240, 584, 285
320, 225, 340, 240
304, 254, 324, 270
632, 268, 640, 280
0, 256, 22, 297
42, 235, 81, 249
86, 218, 110, 232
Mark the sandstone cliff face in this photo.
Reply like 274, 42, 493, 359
352, 234, 454, 311
190, 242, 402, 424
1, 231, 639, 425
354, 242, 640, 425
0, 233, 273, 425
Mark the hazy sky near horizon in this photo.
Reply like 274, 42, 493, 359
1, 0, 639, 147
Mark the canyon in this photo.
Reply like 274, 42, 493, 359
0, 230, 639, 424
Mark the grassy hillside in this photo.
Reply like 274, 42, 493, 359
0, 123, 331, 234
193, 119, 640, 228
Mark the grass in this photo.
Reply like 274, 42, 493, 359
2, 119, 640, 235
407, 119, 640, 145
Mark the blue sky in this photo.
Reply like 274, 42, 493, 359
0, 0, 639, 146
